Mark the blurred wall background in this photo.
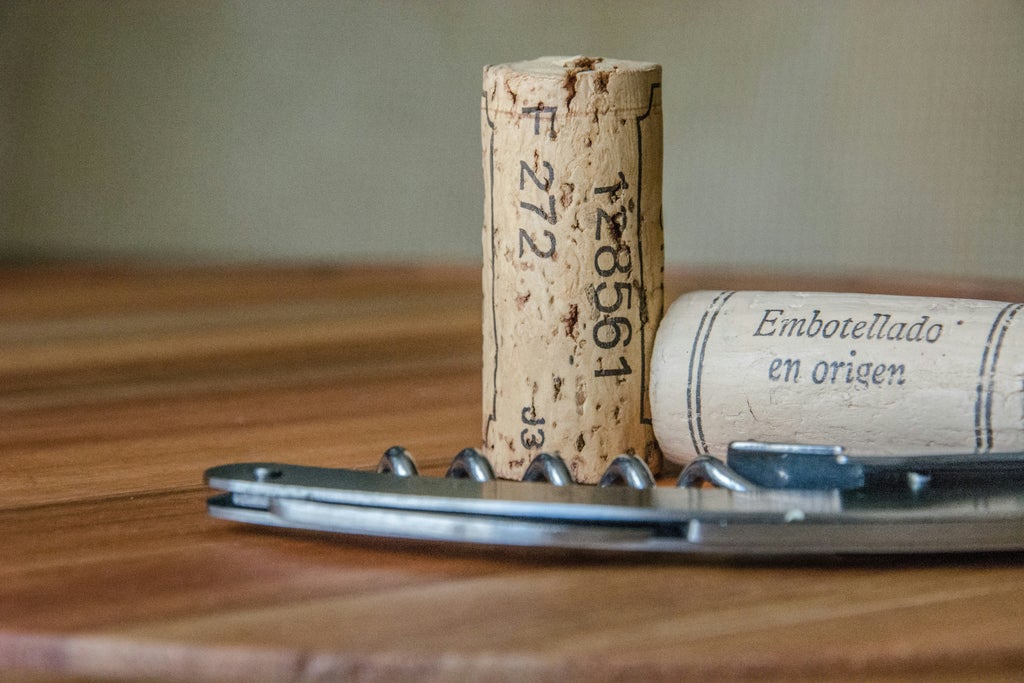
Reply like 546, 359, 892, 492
2, 1, 1021, 278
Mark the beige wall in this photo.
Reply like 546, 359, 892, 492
2, 1, 1022, 278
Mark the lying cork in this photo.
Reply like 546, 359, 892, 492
651, 290, 1024, 463
481, 56, 664, 483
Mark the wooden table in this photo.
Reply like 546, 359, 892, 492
3, 263, 1023, 681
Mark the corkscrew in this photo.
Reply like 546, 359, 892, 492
206, 442, 1024, 557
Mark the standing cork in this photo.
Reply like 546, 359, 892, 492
481, 56, 664, 483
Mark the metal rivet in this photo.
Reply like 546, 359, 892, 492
907, 471, 931, 492
252, 466, 282, 482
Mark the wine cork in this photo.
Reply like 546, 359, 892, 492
481, 56, 664, 483
651, 290, 1024, 464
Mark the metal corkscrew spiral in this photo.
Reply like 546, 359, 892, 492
378, 446, 655, 489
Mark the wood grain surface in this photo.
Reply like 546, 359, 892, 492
2, 263, 1023, 681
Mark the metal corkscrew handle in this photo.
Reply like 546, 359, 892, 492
206, 444, 1024, 558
